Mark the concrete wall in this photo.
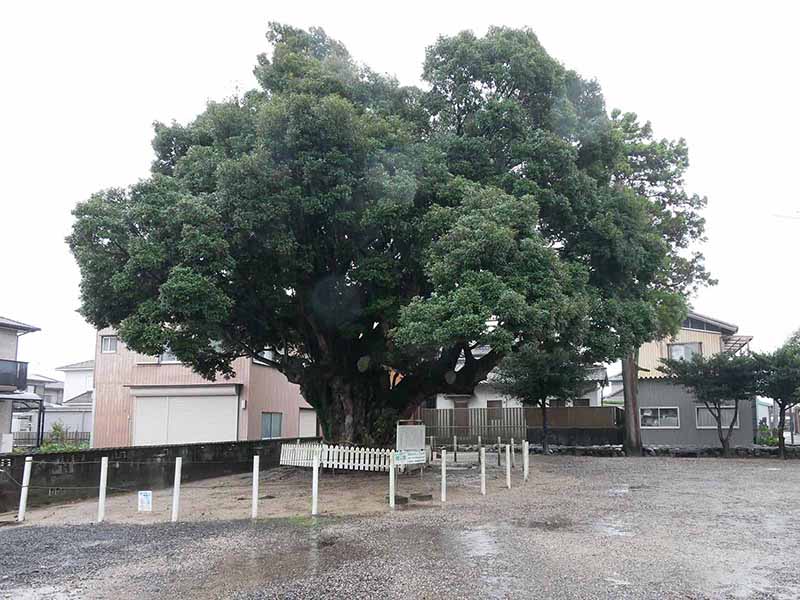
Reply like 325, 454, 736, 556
0, 401, 12, 437
0, 436, 320, 513
638, 380, 755, 447
0, 329, 18, 361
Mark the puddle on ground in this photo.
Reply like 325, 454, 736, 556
514, 517, 574, 531
593, 518, 633, 537
460, 527, 498, 558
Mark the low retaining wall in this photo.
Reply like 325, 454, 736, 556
526, 428, 623, 447
528, 444, 800, 458
0, 437, 319, 514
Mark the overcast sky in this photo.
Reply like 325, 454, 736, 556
2, 1, 798, 378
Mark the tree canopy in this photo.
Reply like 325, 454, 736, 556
754, 330, 800, 457
69, 24, 710, 443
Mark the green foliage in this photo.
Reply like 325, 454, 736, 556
756, 424, 779, 447
754, 331, 800, 456
68, 24, 710, 442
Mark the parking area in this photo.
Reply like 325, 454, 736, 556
2, 455, 799, 599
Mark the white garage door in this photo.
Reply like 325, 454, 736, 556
298, 408, 317, 438
132, 385, 239, 446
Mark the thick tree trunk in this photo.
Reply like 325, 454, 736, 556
622, 352, 642, 456
778, 403, 787, 460
301, 372, 397, 445
541, 401, 549, 453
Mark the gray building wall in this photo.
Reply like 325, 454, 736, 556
639, 380, 755, 447
0, 329, 18, 361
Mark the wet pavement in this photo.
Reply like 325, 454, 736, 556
2, 455, 799, 599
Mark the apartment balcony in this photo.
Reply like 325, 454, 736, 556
0, 359, 28, 392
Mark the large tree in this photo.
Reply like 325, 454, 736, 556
661, 353, 760, 456
69, 24, 709, 444
418, 28, 712, 454
755, 330, 800, 458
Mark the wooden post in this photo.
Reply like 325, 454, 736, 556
505, 445, 511, 489
480, 447, 486, 496
17, 456, 32, 522
511, 437, 516, 468
251, 455, 260, 519
441, 449, 447, 503
311, 451, 320, 516
171, 457, 182, 522
453, 435, 457, 463
389, 452, 396, 509
97, 456, 108, 523
523, 441, 529, 482
497, 436, 502, 467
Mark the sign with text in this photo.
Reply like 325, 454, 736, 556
138, 490, 153, 512
395, 450, 426, 465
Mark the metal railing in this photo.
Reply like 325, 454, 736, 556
13, 431, 91, 447
0, 358, 28, 391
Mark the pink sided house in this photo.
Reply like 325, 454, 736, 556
92, 328, 317, 448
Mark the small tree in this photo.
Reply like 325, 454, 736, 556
495, 342, 589, 452
755, 332, 800, 458
660, 353, 759, 456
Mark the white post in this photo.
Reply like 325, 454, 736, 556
480, 447, 486, 496
251, 455, 260, 519
97, 456, 108, 523
311, 451, 320, 516
171, 457, 182, 522
523, 441, 529, 482
477, 435, 482, 454
505, 444, 511, 489
441, 449, 447, 503
511, 437, 516, 468
17, 456, 33, 522
389, 452, 396, 509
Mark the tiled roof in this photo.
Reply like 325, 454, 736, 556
0, 316, 40, 333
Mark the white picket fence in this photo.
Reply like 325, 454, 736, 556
279, 442, 324, 468
280, 442, 394, 472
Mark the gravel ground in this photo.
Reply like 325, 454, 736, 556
2, 455, 799, 599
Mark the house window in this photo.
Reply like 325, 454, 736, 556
100, 335, 118, 353
640, 407, 680, 428
696, 406, 739, 429
158, 348, 179, 363
668, 342, 701, 361
261, 412, 282, 439
572, 398, 590, 407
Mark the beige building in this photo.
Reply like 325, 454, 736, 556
93, 328, 317, 448
611, 311, 756, 447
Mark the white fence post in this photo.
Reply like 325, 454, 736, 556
97, 456, 108, 523
511, 437, 516, 468
505, 445, 511, 489
441, 449, 447, 503
480, 447, 486, 496
17, 456, 33, 522
311, 451, 320, 516
251, 455, 260, 519
523, 441, 529, 482
171, 457, 182, 522
389, 452, 396, 509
